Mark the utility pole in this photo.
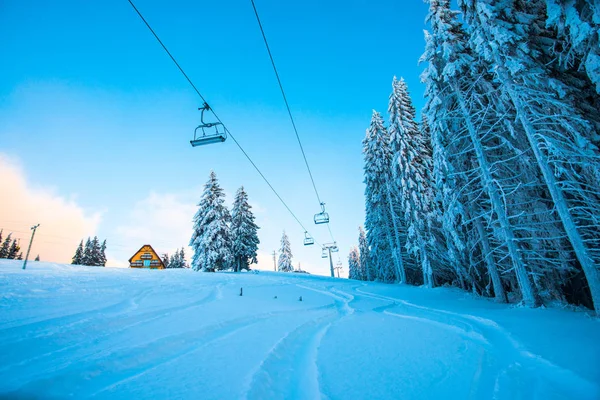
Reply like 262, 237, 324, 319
272, 250, 276, 271
22, 224, 40, 270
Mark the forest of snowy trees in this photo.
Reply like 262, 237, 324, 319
0, 230, 23, 261
71, 237, 107, 267
162, 248, 188, 269
349, 0, 600, 314
190, 172, 260, 272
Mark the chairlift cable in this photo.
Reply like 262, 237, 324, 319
126, 0, 320, 247
249, 0, 323, 206
250, 0, 340, 253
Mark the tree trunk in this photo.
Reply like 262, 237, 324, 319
495, 65, 599, 314
452, 80, 539, 307
473, 212, 508, 303
385, 180, 407, 283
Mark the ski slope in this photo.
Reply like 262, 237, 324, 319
1, 261, 598, 399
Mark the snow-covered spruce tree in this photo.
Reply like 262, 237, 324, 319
162, 253, 170, 268
231, 186, 260, 272
99, 240, 107, 267
357, 226, 371, 281
460, 0, 600, 313
422, 0, 545, 306
81, 237, 93, 266
169, 248, 187, 268
8, 239, 20, 259
363, 110, 403, 283
72, 240, 84, 265
348, 247, 361, 280
89, 236, 101, 266
179, 248, 188, 268
0, 233, 12, 259
277, 231, 293, 272
190, 171, 233, 272
421, 0, 506, 301
388, 77, 436, 288
546, 0, 600, 94
34, 255, 40, 261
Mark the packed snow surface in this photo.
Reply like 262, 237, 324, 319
1, 261, 598, 399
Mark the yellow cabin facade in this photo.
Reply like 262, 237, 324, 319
129, 245, 165, 269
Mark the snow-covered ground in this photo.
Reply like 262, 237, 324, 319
1, 261, 598, 399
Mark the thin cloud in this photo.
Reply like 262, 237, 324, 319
0, 154, 101, 263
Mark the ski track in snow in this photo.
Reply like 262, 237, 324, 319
0, 284, 223, 376
1, 263, 598, 399
243, 283, 354, 400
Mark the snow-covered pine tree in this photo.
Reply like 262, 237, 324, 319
357, 226, 370, 281
179, 248, 187, 268
348, 247, 361, 280
277, 231, 293, 272
459, 0, 600, 313
82, 237, 93, 266
8, 239, 20, 259
99, 240, 107, 267
231, 186, 260, 272
72, 240, 84, 265
421, 0, 545, 306
421, 0, 505, 301
0, 233, 12, 259
162, 253, 170, 268
388, 77, 436, 287
363, 110, 403, 283
190, 171, 233, 272
546, 0, 600, 94
16, 252, 23, 260
168, 249, 186, 268
34, 255, 40, 261
90, 236, 101, 266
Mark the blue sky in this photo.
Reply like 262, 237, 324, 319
0, 0, 429, 275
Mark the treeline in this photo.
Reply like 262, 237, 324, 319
161, 248, 188, 269
350, 0, 600, 314
72, 237, 107, 267
190, 171, 260, 272
0, 230, 23, 260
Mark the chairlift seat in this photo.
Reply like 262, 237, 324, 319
303, 232, 314, 246
190, 133, 227, 147
190, 103, 227, 147
314, 212, 330, 225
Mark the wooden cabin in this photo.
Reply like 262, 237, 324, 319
129, 245, 165, 269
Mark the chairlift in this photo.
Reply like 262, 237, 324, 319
303, 231, 314, 246
321, 247, 328, 258
314, 202, 330, 225
331, 242, 339, 253
190, 103, 227, 147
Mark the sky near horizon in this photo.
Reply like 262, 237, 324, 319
0, 0, 429, 275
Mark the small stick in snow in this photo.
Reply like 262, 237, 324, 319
273, 295, 277, 299
299, 296, 302, 302
240, 288, 243, 296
